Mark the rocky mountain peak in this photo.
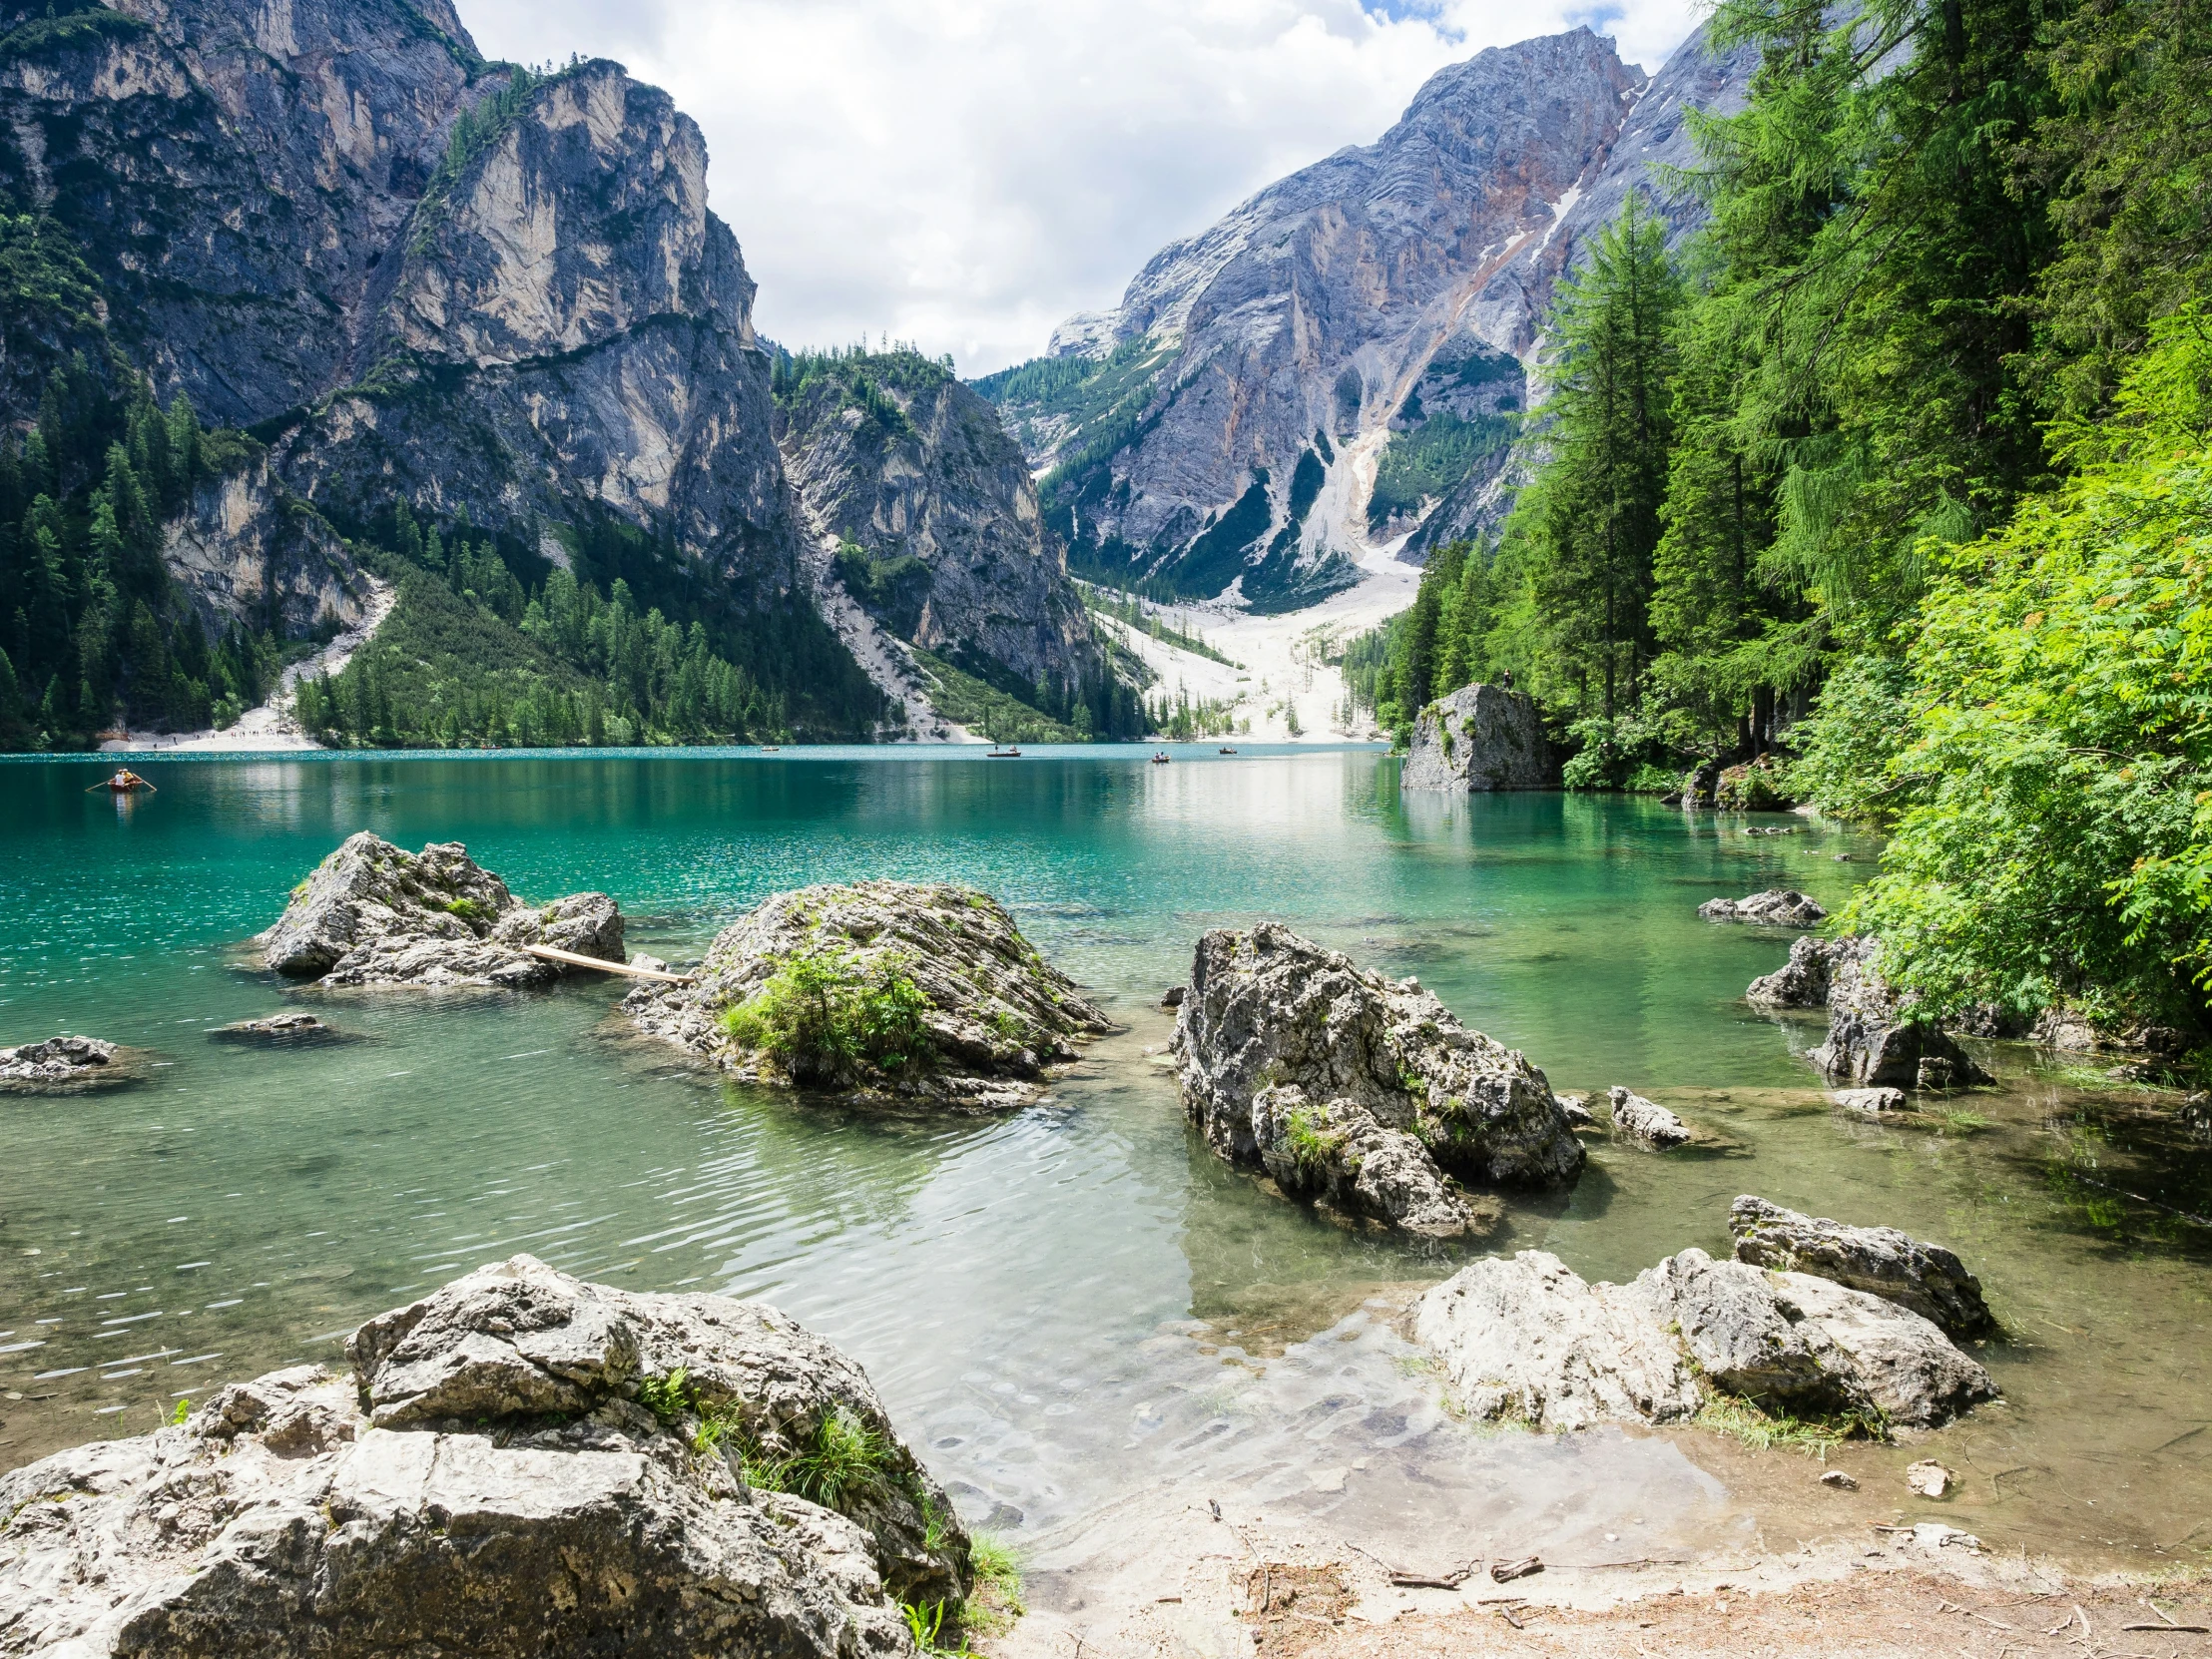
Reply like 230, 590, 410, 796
979, 23, 1756, 603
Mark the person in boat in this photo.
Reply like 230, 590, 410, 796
108, 769, 149, 791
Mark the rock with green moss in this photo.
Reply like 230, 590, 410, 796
0, 1253, 964, 1656
1172, 923, 1582, 1236
258, 831, 624, 988
623, 880, 1112, 1108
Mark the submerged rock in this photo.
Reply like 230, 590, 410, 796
1399, 684, 1558, 793
1729, 1196, 1996, 1337
1699, 889, 1827, 926
623, 881, 1113, 1109
259, 833, 627, 989
1413, 1240, 1996, 1432
1833, 1086, 1911, 1115
1813, 937, 1991, 1091
1607, 1086, 1691, 1149
209, 1012, 356, 1045
0, 1035, 130, 1091
0, 1255, 967, 1657
1172, 923, 1582, 1237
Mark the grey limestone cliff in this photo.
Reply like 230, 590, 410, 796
777, 359, 1105, 701
982, 24, 1759, 598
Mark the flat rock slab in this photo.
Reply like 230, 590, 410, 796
1699, 889, 1827, 926
622, 880, 1112, 1110
258, 832, 626, 989
1172, 923, 1581, 1239
1729, 1195, 1995, 1337
0, 1035, 143, 1092
1833, 1087, 1911, 1115
1413, 1244, 1996, 1432
209, 1012, 358, 1045
0, 1254, 971, 1657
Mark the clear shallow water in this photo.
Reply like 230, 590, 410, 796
0, 746, 2206, 1569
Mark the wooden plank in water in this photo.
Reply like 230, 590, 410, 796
524, 944, 697, 984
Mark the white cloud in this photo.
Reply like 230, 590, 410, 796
457, 0, 1702, 374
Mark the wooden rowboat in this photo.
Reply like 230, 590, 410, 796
87, 770, 156, 794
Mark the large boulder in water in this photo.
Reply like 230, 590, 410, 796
258, 833, 626, 989
1171, 923, 1583, 1236
1413, 1243, 1995, 1432
1729, 1195, 1996, 1337
1399, 683, 1557, 792
0, 1255, 967, 1657
623, 881, 1113, 1110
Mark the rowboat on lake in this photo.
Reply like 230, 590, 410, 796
88, 769, 157, 795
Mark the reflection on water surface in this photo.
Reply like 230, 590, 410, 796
0, 748, 2205, 1569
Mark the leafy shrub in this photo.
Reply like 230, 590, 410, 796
1783, 655, 1914, 823
442, 896, 492, 925
1715, 755, 1790, 811
721, 947, 934, 1083
1841, 304, 2212, 1030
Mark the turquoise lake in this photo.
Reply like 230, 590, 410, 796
1, 746, 2206, 1570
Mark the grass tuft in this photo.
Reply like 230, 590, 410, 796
1694, 1392, 1886, 1453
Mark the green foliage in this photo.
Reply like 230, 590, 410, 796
1494, 193, 1684, 722
720, 946, 936, 1085
1693, 1392, 1886, 1452
0, 3, 147, 62
1837, 305, 2212, 1030
1283, 1106, 1346, 1179
637, 1368, 693, 1422
786, 1406, 893, 1509
406, 63, 585, 255
909, 649, 1092, 744
964, 1531, 1026, 1636
1367, 412, 1515, 533
294, 516, 878, 747
1783, 657, 1914, 823
441, 896, 492, 924
0, 351, 282, 751
166, 1398, 191, 1427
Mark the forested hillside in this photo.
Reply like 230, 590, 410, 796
1353, 0, 2212, 1033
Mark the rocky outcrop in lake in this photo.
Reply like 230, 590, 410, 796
1171, 923, 1582, 1236
1730, 1196, 1996, 1338
0, 1035, 133, 1091
1606, 1085, 1690, 1149
1746, 935, 1990, 1091
623, 881, 1113, 1109
259, 832, 625, 988
0, 1253, 967, 1656
1413, 1241, 1997, 1433
1700, 889, 1826, 927
1399, 684, 1556, 793
1813, 937, 1991, 1091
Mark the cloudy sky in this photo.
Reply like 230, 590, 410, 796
460, 0, 1705, 375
